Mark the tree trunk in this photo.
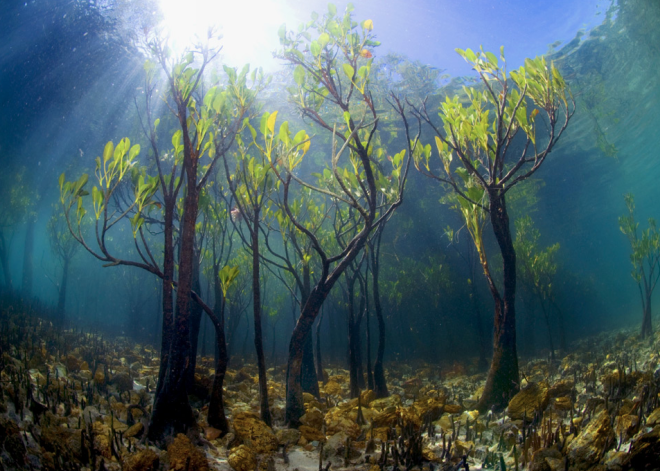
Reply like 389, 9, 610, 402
348, 274, 361, 399
300, 265, 319, 397
356, 281, 366, 391
286, 287, 328, 426
553, 301, 567, 353
301, 331, 319, 397
315, 308, 325, 383
372, 284, 388, 398
539, 298, 555, 361
22, 217, 35, 297
155, 201, 175, 398
0, 231, 12, 292
187, 250, 203, 391
284, 187, 373, 425
477, 194, 520, 412
56, 258, 70, 327
208, 274, 229, 435
641, 289, 653, 339
370, 241, 388, 398
252, 211, 272, 426
366, 304, 374, 391
149, 152, 199, 440
201, 315, 208, 358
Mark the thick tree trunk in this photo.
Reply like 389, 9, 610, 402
300, 265, 319, 397
301, 331, 319, 397
252, 211, 272, 426
208, 275, 229, 434
187, 251, 203, 390
22, 217, 35, 296
284, 172, 374, 425
155, 202, 175, 398
56, 258, 69, 327
149, 150, 199, 440
285, 287, 328, 426
315, 309, 325, 383
477, 194, 520, 412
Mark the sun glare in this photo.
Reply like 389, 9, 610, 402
157, 0, 290, 71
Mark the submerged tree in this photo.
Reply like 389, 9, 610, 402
265, 193, 331, 398
47, 211, 82, 326
0, 168, 34, 293
207, 264, 239, 432
275, 5, 415, 425
619, 193, 660, 339
412, 48, 574, 410
59, 35, 259, 439
444, 223, 489, 371
223, 117, 279, 426
367, 223, 389, 397
514, 215, 563, 359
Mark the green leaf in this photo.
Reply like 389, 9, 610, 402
318, 32, 330, 48
129, 144, 140, 161
223, 64, 237, 82
172, 130, 182, 150
294, 65, 305, 86
154, 118, 160, 131
485, 51, 498, 67
103, 141, 114, 164
343, 111, 351, 127
246, 119, 257, 140
342, 63, 354, 79
213, 92, 226, 114
278, 121, 290, 145
77, 173, 89, 192
293, 129, 307, 145
220, 265, 240, 297
455, 167, 469, 183
310, 41, 321, 57
278, 23, 287, 40
328, 3, 337, 16
327, 20, 340, 36
260, 112, 270, 137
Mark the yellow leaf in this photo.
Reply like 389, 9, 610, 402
267, 111, 278, 135
434, 135, 444, 155
301, 137, 311, 156
363, 19, 373, 31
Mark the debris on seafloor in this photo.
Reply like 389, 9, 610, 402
1, 307, 660, 470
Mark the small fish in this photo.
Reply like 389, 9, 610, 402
359, 49, 372, 59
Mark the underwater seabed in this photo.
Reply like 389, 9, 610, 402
1, 304, 659, 471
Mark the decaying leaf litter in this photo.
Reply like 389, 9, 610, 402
2, 306, 659, 471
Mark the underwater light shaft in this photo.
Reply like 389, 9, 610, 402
157, 0, 289, 68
